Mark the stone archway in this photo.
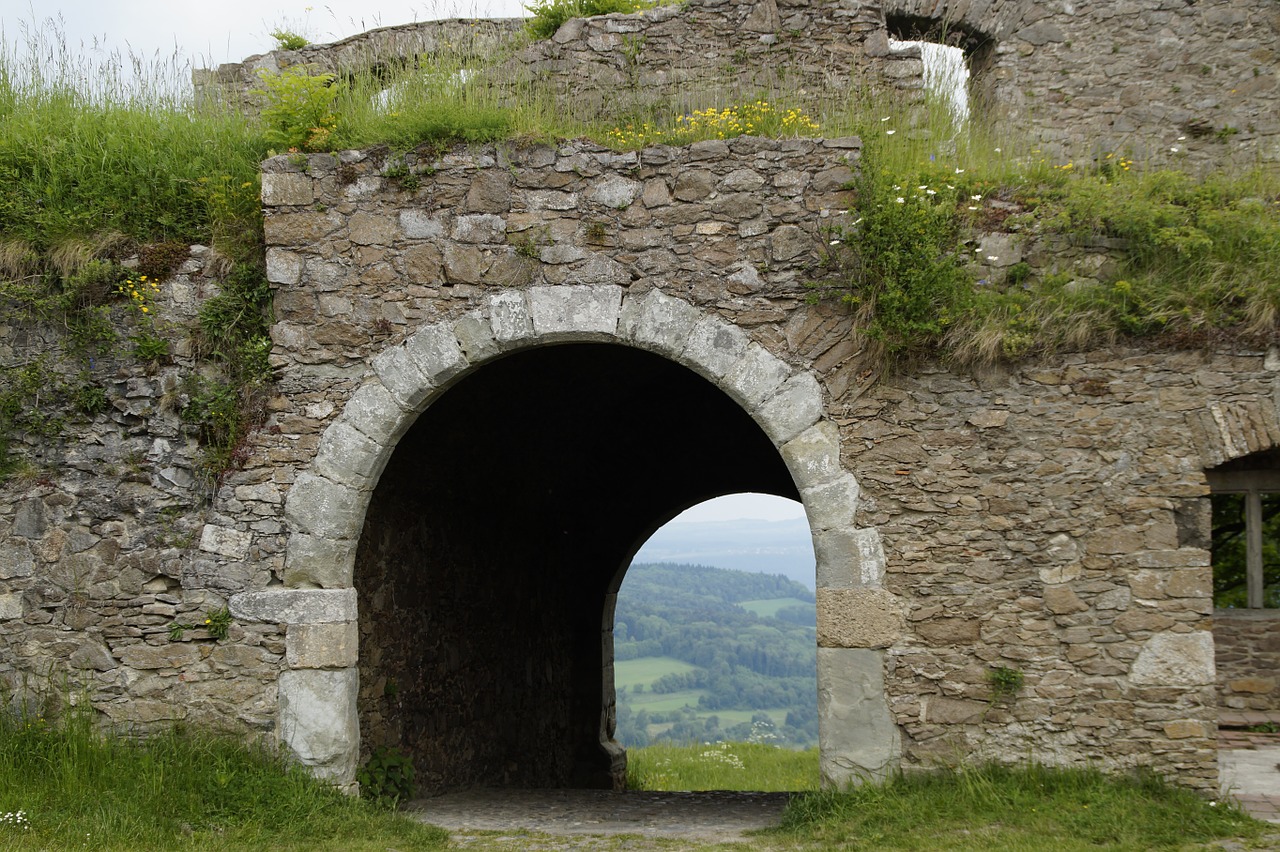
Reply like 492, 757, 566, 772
231, 284, 900, 788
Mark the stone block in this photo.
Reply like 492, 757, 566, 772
261, 172, 314, 207
451, 213, 506, 244
770, 224, 810, 262
69, 641, 117, 671
198, 524, 252, 560
817, 588, 905, 649
0, 541, 35, 579
338, 381, 412, 447
347, 212, 398, 246
1228, 677, 1275, 694
371, 345, 434, 412
284, 533, 359, 589
0, 592, 23, 620
229, 588, 358, 624
800, 474, 860, 532
117, 643, 202, 670
528, 284, 623, 341
680, 317, 749, 379
489, 289, 533, 345
1130, 631, 1215, 686
265, 248, 302, 285
757, 373, 825, 445
404, 323, 470, 386
817, 647, 900, 785
780, 420, 844, 490
1162, 719, 1211, 739
1043, 584, 1089, 614
617, 288, 701, 358
313, 421, 392, 490
453, 312, 501, 363
400, 209, 445, 239
278, 668, 359, 782
723, 344, 793, 408
814, 527, 885, 588
925, 695, 987, 724
287, 621, 359, 669
284, 473, 367, 540
916, 617, 982, 645
588, 175, 643, 208
465, 171, 512, 213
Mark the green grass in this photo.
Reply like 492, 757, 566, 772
627, 742, 820, 792
627, 687, 707, 713
615, 656, 699, 689
738, 597, 813, 618
0, 712, 448, 851
773, 763, 1266, 851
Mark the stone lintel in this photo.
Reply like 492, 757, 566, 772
230, 588, 357, 625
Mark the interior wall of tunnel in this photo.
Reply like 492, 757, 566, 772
354, 342, 803, 794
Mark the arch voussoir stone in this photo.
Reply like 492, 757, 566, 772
528, 284, 624, 341
757, 372, 825, 445
617, 287, 701, 359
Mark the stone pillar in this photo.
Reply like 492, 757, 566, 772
230, 589, 361, 788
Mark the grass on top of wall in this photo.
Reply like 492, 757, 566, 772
0, 710, 448, 852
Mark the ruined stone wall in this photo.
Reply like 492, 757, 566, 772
0, 247, 284, 732
198, 0, 1280, 168
1215, 608, 1280, 714
4, 133, 1277, 791
843, 351, 1280, 789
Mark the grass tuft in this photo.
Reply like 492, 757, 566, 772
0, 710, 449, 851
627, 742, 819, 792
775, 763, 1265, 851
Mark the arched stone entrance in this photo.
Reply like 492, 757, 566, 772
231, 284, 899, 789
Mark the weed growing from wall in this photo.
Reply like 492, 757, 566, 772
525, 0, 656, 40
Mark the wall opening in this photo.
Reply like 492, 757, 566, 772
613, 494, 819, 783
1207, 449, 1280, 718
352, 343, 806, 795
885, 14, 996, 124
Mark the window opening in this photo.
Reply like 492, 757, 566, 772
1207, 465, 1280, 608
613, 494, 819, 766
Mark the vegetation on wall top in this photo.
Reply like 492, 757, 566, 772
1, 13, 1279, 477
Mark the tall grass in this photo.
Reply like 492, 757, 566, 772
0, 710, 448, 851
0, 20, 267, 262
776, 763, 1265, 851
627, 742, 820, 792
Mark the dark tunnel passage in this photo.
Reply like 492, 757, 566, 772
353, 342, 803, 794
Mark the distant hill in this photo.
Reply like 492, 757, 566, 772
632, 517, 815, 590
614, 562, 817, 748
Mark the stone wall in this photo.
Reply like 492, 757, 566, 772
197, 0, 1280, 167
0, 247, 284, 733
1216, 608, 1280, 714
4, 132, 1279, 793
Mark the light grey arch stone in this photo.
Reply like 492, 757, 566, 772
259, 283, 901, 787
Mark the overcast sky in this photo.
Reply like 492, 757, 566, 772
3, 0, 531, 70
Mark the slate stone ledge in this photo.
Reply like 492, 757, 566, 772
230, 588, 358, 624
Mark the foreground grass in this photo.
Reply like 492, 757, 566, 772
0, 714, 447, 851
627, 742, 819, 792
772, 763, 1266, 852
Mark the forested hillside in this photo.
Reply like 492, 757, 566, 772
613, 563, 818, 748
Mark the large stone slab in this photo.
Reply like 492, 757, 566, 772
278, 668, 360, 782
757, 373, 824, 445
287, 621, 359, 669
1130, 631, 1215, 686
528, 284, 623, 341
617, 288, 701, 359
283, 533, 359, 589
818, 648, 900, 786
816, 588, 905, 649
284, 473, 367, 540
230, 588, 358, 624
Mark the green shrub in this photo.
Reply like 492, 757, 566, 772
525, 0, 654, 40
358, 747, 417, 806
254, 65, 343, 152
271, 29, 310, 51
